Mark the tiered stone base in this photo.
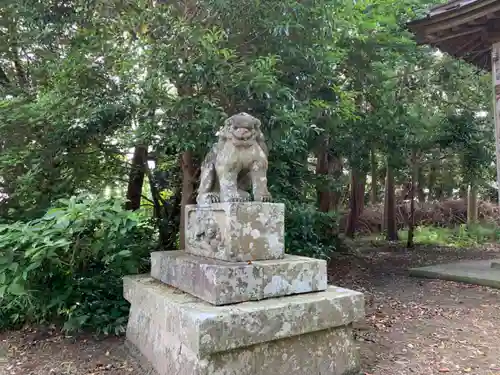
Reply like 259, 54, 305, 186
124, 275, 364, 375
151, 251, 327, 305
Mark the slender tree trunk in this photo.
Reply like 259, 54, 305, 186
370, 147, 378, 205
9, 41, 30, 93
330, 155, 343, 211
357, 173, 366, 216
162, 185, 182, 248
316, 138, 331, 213
467, 183, 478, 225
125, 145, 148, 210
174, 79, 196, 248
384, 159, 398, 241
435, 186, 444, 201
417, 166, 426, 202
316, 137, 343, 212
179, 151, 197, 249
144, 164, 163, 218
459, 186, 467, 199
407, 150, 418, 248
345, 169, 366, 238
428, 162, 437, 201
443, 173, 454, 199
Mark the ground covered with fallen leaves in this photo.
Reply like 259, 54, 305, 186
1, 242, 500, 375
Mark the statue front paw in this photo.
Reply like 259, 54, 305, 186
227, 195, 245, 202
237, 190, 252, 202
262, 195, 272, 202
197, 193, 220, 205
255, 193, 272, 202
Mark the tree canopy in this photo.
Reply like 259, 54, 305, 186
0, 0, 496, 333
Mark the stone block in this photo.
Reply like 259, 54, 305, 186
185, 202, 284, 262
124, 275, 364, 375
150, 251, 327, 305
123, 275, 364, 356
410, 259, 500, 289
491, 261, 500, 269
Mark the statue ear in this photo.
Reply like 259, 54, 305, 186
216, 124, 228, 139
256, 130, 265, 142
216, 117, 233, 138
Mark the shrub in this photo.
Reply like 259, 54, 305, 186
284, 202, 340, 259
0, 195, 155, 335
398, 224, 500, 248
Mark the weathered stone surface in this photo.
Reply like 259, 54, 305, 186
185, 202, 284, 262
410, 259, 500, 289
123, 275, 364, 356
126, 322, 358, 375
150, 251, 327, 305
491, 260, 500, 269
197, 112, 272, 205
124, 274, 363, 375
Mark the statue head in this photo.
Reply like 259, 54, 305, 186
216, 112, 264, 147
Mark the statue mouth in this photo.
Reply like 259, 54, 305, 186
233, 138, 254, 146
235, 133, 253, 141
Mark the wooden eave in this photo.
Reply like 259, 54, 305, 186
408, 0, 500, 71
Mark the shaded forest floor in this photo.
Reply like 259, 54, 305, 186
2, 242, 500, 375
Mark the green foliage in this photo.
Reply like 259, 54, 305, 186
284, 202, 339, 259
399, 224, 500, 248
0, 195, 155, 334
0, 0, 498, 334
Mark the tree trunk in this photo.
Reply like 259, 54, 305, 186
459, 186, 467, 199
417, 166, 426, 202
330, 155, 343, 211
443, 172, 454, 199
316, 137, 343, 212
179, 151, 197, 249
370, 147, 378, 205
407, 150, 418, 248
428, 162, 437, 201
161, 185, 182, 249
345, 169, 366, 238
467, 183, 478, 225
434, 186, 444, 201
125, 145, 148, 210
316, 141, 331, 213
384, 159, 398, 241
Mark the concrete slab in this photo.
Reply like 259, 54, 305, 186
409, 259, 500, 288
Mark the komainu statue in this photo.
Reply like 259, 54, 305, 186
197, 112, 272, 204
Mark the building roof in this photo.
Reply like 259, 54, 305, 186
408, 0, 500, 70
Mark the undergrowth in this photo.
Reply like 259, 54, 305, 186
0, 195, 156, 335
398, 224, 500, 248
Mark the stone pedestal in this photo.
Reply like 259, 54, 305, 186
185, 203, 285, 262
125, 275, 363, 375
124, 202, 364, 375
151, 251, 327, 305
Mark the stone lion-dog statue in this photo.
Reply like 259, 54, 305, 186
197, 112, 272, 204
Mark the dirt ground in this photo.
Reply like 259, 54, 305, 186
1, 242, 500, 375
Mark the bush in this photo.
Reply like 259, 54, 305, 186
398, 224, 500, 248
0, 195, 155, 335
284, 202, 340, 259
